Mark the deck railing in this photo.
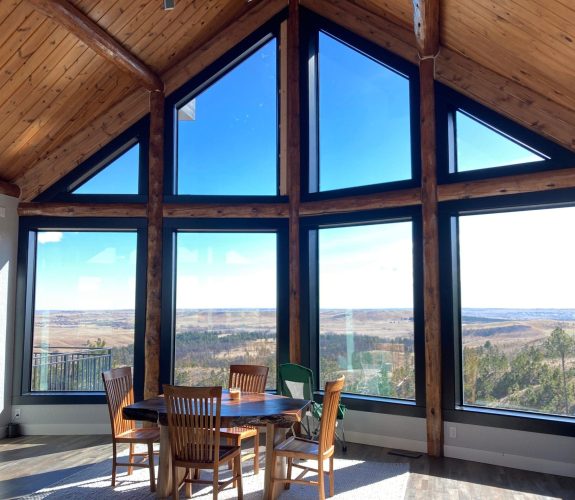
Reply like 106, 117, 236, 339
31, 347, 112, 391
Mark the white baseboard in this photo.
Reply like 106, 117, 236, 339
20, 423, 111, 435
444, 445, 575, 478
345, 430, 427, 453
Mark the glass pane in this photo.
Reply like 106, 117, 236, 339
459, 208, 575, 417
32, 231, 137, 392
319, 222, 415, 399
456, 111, 544, 172
318, 32, 412, 191
175, 232, 277, 389
73, 144, 139, 194
177, 40, 277, 195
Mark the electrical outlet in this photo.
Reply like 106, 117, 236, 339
14, 408, 21, 419
448, 426, 456, 439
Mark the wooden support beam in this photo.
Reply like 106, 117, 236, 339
413, 0, 444, 459
18, 202, 146, 217
419, 56, 443, 457
164, 203, 289, 218
438, 167, 575, 202
0, 179, 21, 199
300, 188, 421, 217
413, 0, 439, 57
28, 0, 163, 91
144, 90, 164, 400
285, 0, 301, 364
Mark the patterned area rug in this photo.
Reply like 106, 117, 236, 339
24, 454, 409, 499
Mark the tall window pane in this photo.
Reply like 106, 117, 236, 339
175, 232, 277, 388
32, 231, 137, 392
318, 32, 412, 191
177, 40, 277, 195
319, 222, 415, 399
459, 208, 575, 417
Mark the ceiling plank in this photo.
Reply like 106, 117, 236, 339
28, 0, 163, 91
413, 0, 439, 57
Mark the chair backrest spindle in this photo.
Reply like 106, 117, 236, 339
319, 376, 345, 454
228, 364, 268, 393
102, 367, 136, 437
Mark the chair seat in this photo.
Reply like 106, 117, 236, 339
274, 436, 324, 459
116, 427, 160, 443
174, 444, 241, 466
220, 426, 258, 440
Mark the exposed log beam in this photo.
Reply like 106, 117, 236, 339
413, 0, 439, 57
438, 167, 575, 202
28, 0, 163, 91
0, 179, 21, 199
18, 202, 146, 217
144, 90, 164, 400
164, 203, 289, 218
414, 0, 443, 458
300, 188, 421, 217
285, 0, 301, 364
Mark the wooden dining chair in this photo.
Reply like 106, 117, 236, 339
102, 367, 159, 492
163, 384, 243, 500
220, 364, 269, 475
270, 376, 345, 500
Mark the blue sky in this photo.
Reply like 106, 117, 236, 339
35, 32, 565, 312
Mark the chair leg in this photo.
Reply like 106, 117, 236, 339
318, 457, 326, 500
111, 441, 117, 487
128, 443, 134, 475
338, 420, 347, 453
254, 430, 260, 475
212, 462, 219, 500
148, 441, 156, 492
285, 457, 292, 490
234, 454, 243, 499
329, 456, 334, 497
172, 464, 179, 500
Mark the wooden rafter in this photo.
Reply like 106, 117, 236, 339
0, 179, 20, 199
28, 0, 163, 91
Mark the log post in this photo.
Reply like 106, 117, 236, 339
414, 0, 443, 457
285, 0, 301, 364
144, 90, 164, 399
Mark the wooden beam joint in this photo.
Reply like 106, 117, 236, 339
413, 0, 439, 58
0, 180, 21, 199
29, 0, 163, 91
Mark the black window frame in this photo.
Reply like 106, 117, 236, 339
301, 9, 421, 202
34, 118, 150, 203
439, 189, 575, 437
436, 83, 575, 184
164, 13, 286, 204
159, 218, 290, 391
300, 207, 426, 418
13, 217, 148, 405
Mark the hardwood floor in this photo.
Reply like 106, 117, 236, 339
0, 435, 574, 499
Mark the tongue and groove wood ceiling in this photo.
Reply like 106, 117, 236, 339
1, 0, 574, 201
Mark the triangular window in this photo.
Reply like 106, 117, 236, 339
455, 111, 546, 172
72, 143, 140, 195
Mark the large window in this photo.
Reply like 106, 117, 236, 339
31, 231, 137, 392
318, 221, 415, 399
458, 207, 575, 418
176, 39, 277, 196
174, 232, 278, 389
314, 30, 414, 193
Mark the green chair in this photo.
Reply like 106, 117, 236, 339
278, 363, 347, 452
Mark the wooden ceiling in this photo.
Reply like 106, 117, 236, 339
1, 0, 575, 200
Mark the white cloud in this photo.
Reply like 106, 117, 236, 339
225, 250, 250, 265
37, 232, 63, 244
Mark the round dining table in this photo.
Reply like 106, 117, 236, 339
123, 390, 311, 499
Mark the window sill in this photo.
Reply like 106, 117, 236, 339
314, 391, 425, 418
13, 392, 107, 405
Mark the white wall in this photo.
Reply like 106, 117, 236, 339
0, 194, 18, 438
